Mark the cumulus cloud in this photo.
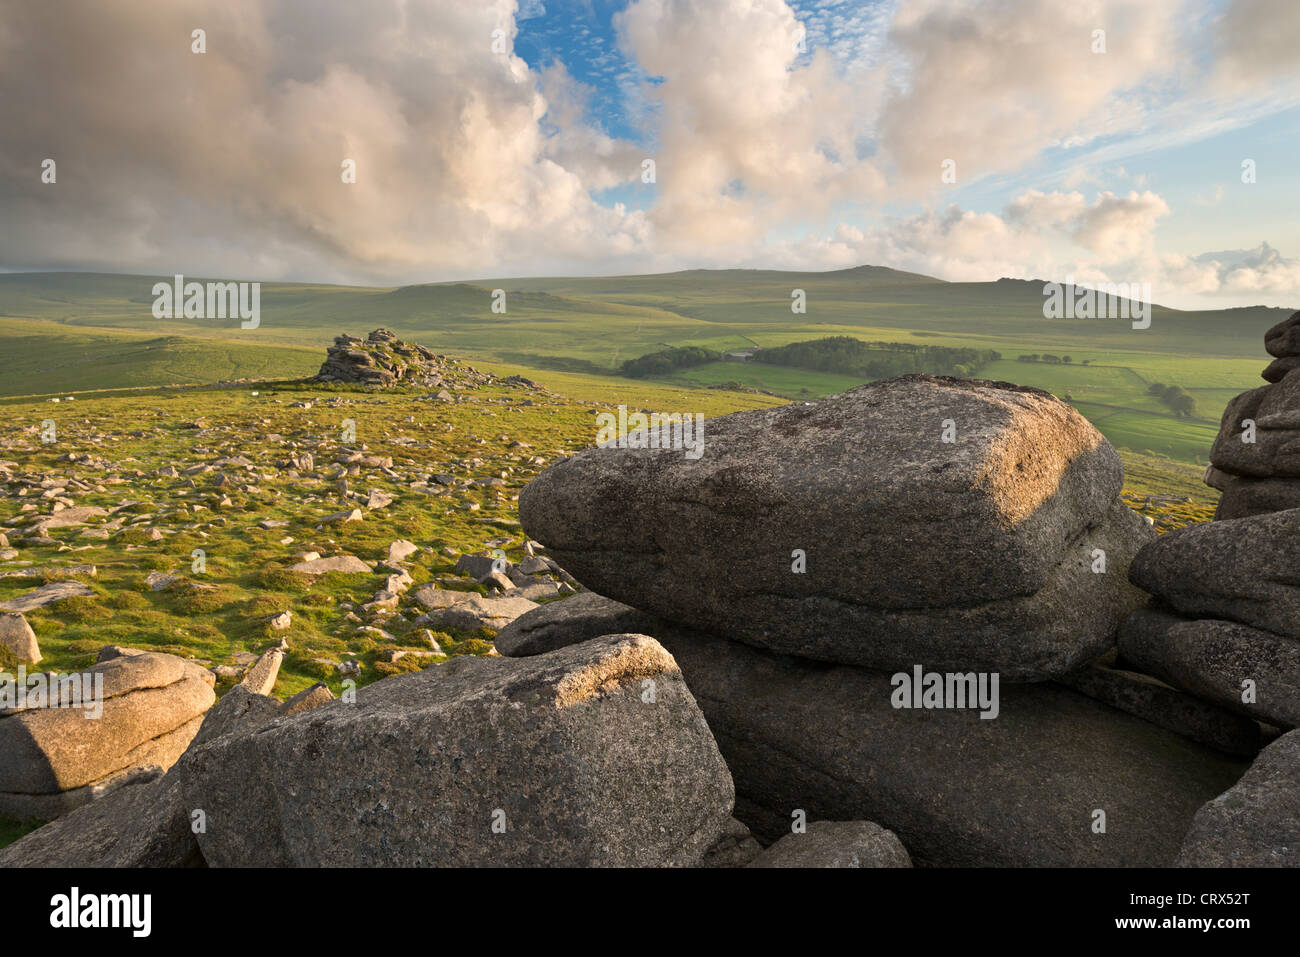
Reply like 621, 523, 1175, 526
1165, 242, 1300, 295
774, 188, 1178, 293
614, 0, 888, 257
0, 0, 650, 282
877, 0, 1184, 190
1214, 0, 1300, 86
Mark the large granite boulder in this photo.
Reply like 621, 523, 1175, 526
1206, 471, 1300, 520
181, 635, 734, 867
1129, 508, 1300, 640
1209, 377, 1300, 479
520, 375, 1151, 680
1178, 729, 1300, 867
1118, 608, 1300, 730
0, 649, 215, 819
494, 593, 1244, 867
1265, 310, 1300, 359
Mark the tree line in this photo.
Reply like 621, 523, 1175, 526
1148, 382, 1198, 418
753, 336, 1000, 378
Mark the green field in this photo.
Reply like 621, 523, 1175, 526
0, 266, 1287, 471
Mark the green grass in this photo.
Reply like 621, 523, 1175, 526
0, 374, 779, 699
1, 268, 1283, 471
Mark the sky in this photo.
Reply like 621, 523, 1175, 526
1, 0, 1298, 309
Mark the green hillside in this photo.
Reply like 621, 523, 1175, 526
0, 268, 1289, 469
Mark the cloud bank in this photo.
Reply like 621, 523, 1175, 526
0, 0, 1297, 307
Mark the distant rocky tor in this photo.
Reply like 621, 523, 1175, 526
312, 327, 543, 396
5, 364, 1299, 867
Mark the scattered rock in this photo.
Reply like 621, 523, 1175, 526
0, 611, 40, 663
418, 593, 539, 632
0, 580, 95, 613
386, 540, 419, 563
289, 555, 372, 576
749, 821, 912, 868
238, 648, 284, 696
144, 571, 180, 591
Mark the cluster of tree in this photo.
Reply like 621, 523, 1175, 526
753, 336, 1000, 379
1016, 354, 1076, 364
1148, 382, 1197, 418
621, 345, 721, 378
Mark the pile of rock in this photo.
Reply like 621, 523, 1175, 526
1119, 508, 1300, 732
312, 328, 498, 394
507, 375, 1257, 866
0, 647, 215, 820
1204, 310, 1300, 519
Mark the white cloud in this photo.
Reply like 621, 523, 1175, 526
0, 0, 1297, 308
0, 0, 651, 282
614, 0, 889, 258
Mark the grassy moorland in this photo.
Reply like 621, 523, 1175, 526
0, 302, 1231, 845
0, 376, 781, 694
0, 268, 1284, 475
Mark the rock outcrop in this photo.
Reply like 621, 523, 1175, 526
1115, 507, 1300, 732
494, 593, 1244, 867
0, 766, 202, 868
1119, 609, 1300, 730
0, 611, 40, 663
1128, 508, 1300, 639
0, 666, 339, 867
180, 635, 734, 866
312, 328, 529, 394
1205, 311, 1300, 518
520, 375, 1153, 681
